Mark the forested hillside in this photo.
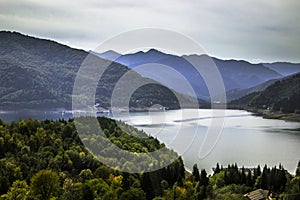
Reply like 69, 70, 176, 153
0, 117, 185, 199
230, 73, 300, 114
0, 117, 299, 199
0, 31, 183, 110
249, 73, 300, 113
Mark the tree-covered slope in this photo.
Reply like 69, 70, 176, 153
225, 78, 279, 102
0, 31, 87, 108
230, 73, 300, 113
0, 117, 185, 199
0, 31, 184, 110
249, 73, 300, 113
0, 117, 299, 199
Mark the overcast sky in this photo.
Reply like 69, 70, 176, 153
1, 0, 300, 63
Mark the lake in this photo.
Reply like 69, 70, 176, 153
1, 109, 300, 174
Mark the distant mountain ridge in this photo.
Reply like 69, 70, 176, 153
1, 31, 299, 110
262, 62, 300, 76
90, 50, 121, 61
96, 49, 300, 101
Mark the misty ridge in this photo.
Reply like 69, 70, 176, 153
1, 31, 300, 112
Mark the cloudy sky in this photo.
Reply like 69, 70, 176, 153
1, 0, 300, 63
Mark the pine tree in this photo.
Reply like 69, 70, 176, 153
279, 167, 287, 193
261, 165, 269, 189
192, 164, 200, 182
141, 173, 155, 200
246, 171, 253, 187
240, 166, 246, 185
296, 161, 300, 176
199, 169, 209, 186
254, 165, 261, 181
214, 163, 221, 175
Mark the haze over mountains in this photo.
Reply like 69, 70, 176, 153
1, 31, 300, 110
96, 49, 300, 101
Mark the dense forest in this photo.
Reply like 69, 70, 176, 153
0, 31, 190, 110
230, 73, 300, 114
0, 117, 299, 199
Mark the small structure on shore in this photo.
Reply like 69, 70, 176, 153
244, 189, 272, 200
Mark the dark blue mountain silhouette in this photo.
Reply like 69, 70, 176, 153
97, 49, 293, 101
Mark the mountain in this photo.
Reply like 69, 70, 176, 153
225, 78, 279, 102
116, 49, 172, 67
263, 62, 300, 76
90, 50, 122, 61
101, 49, 285, 100
211, 57, 282, 90
0, 31, 87, 109
0, 31, 186, 110
249, 73, 300, 113
116, 50, 211, 99
230, 73, 300, 113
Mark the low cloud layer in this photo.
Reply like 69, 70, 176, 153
1, 0, 299, 63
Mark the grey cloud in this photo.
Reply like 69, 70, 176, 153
0, 0, 299, 62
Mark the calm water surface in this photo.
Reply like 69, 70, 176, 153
1, 109, 300, 173
113, 109, 300, 173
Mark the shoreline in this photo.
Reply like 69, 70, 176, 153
245, 107, 300, 122
1, 107, 299, 175
2, 107, 300, 122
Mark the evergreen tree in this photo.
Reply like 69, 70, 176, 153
279, 167, 287, 193
141, 173, 155, 200
296, 161, 300, 176
240, 166, 246, 185
192, 164, 200, 182
261, 165, 269, 189
253, 165, 261, 184
199, 169, 209, 186
246, 171, 253, 187
214, 163, 221, 175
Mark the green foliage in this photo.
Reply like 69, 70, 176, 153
232, 73, 300, 113
257, 164, 287, 193
0, 180, 29, 200
282, 176, 300, 200
212, 184, 250, 200
200, 169, 209, 187
252, 73, 300, 113
0, 117, 184, 200
119, 188, 146, 200
30, 170, 60, 200
61, 178, 83, 200
209, 171, 226, 189
192, 164, 200, 182
0, 31, 181, 110
0, 116, 298, 199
